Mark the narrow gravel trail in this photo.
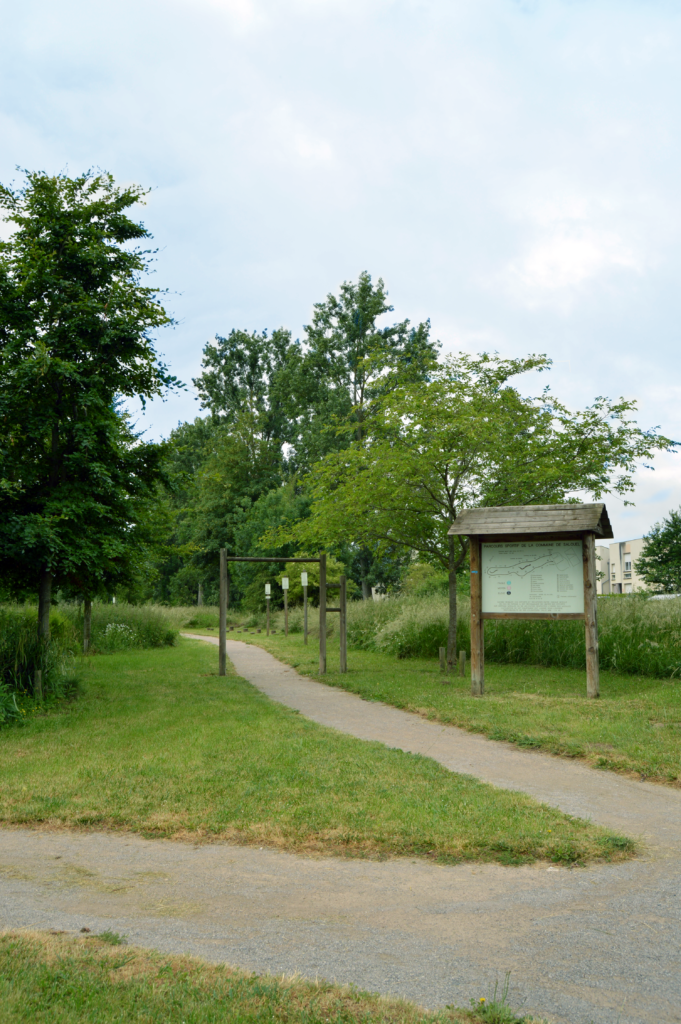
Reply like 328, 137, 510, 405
1, 636, 680, 1024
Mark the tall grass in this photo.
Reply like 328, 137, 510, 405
59, 603, 179, 652
345, 593, 681, 678
0, 607, 79, 718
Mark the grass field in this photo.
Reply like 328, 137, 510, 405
221, 628, 681, 787
0, 931, 539, 1024
0, 640, 631, 865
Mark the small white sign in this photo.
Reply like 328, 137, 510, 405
301, 572, 308, 587
281, 577, 289, 590
265, 583, 271, 596
481, 540, 584, 615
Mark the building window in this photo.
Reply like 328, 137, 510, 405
625, 560, 632, 571
624, 572, 632, 579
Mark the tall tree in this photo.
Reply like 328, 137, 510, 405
0, 170, 180, 636
286, 354, 675, 666
635, 509, 681, 593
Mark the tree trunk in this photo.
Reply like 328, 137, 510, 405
362, 579, 371, 601
83, 597, 92, 654
447, 534, 457, 670
38, 569, 52, 641
198, 582, 203, 606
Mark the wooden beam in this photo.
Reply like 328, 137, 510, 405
482, 612, 584, 621
583, 532, 600, 699
339, 575, 347, 674
219, 548, 227, 677
319, 551, 327, 674
469, 537, 484, 696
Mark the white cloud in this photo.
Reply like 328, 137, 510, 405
506, 226, 642, 303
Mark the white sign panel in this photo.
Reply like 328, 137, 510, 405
481, 540, 584, 615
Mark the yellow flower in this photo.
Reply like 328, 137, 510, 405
480, 997, 486, 1003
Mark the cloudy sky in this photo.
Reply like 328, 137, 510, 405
2, 0, 680, 540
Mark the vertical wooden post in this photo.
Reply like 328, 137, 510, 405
439, 647, 446, 673
83, 597, 92, 654
266, 598, 270, 636
469, 537, 484, 696
459, 650, 466, 677
319, 552, 327, 674
219, 549, 227, 677
339, 575, 347, 673
303, 586, 308, 645
583, 532, 600, 699
198, 582, 203, 607
34, 670, 43, 700
284, 589, 288, 636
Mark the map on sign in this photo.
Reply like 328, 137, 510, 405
481, 540, 584, 615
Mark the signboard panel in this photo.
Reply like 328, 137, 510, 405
481, 539, 584, 615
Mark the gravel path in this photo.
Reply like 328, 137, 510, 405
1, 636, 680, 1024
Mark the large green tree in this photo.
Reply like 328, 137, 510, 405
635, 509, 681, 593
287, 354, 675, 666
0, 170, 180, 636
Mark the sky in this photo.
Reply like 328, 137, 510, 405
1, 0, 680, 541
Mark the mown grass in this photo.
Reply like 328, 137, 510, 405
237, 629, 681, 787
0, 931, 541, 1024
0, 640, 631, 865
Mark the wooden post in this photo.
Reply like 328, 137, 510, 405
439, 647, 446, 673
284, 589, 288, 636
198, 582, 203, 607
83, 597, 92, 654
469, 537, 484, 696
34, 670, 43, 701
583, 532, 600, 699
266, 597, 270, 635
319, 552, 327, 674
219, 548, 227, 677
459, 649, 466, 677
303, 585, 308, 645
339, 575, 347, 673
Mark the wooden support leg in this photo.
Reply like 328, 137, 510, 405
339, 575, 347, 673
470, 537, 484, 696
219, 549, 227, 677
583, 532, 600, 698
319, 552, 327, 674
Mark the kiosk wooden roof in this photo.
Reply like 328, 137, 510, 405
448, 503, 613, 539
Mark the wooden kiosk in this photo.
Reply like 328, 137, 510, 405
448, 503, 613, 699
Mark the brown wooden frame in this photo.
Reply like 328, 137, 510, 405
453, 505, 612, 700
218, 551, 347, 675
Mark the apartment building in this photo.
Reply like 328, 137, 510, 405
596, 537, 647, 594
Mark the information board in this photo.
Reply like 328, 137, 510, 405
481, 539, 584, 615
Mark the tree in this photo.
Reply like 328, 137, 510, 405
193, 328, 299, 446
288, 271, 439, 466
635, 509, 681, 593
0, 170, 180, 637
287, 354, 675, 666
